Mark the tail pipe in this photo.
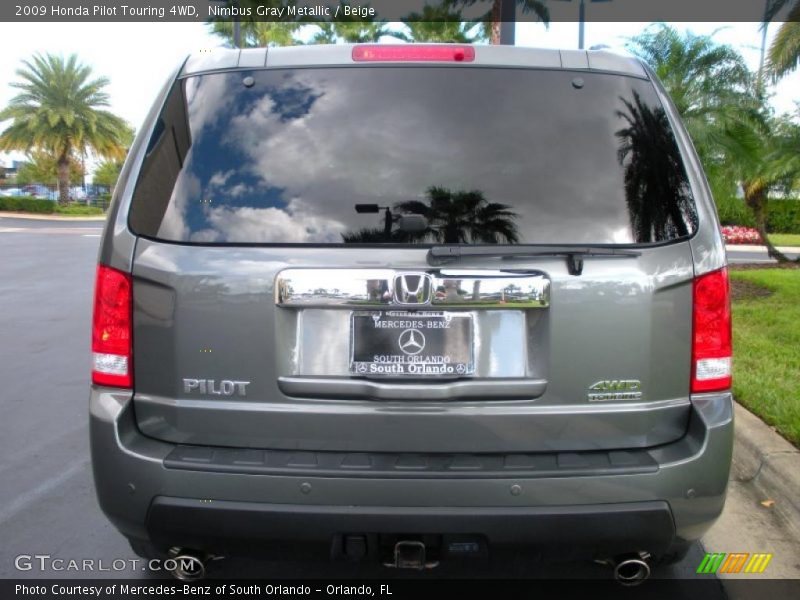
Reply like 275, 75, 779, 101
596, 552, 652, 586
611, 553, 652, 586
167, 548, 211, 581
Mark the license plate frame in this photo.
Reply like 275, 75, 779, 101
349, 311, 474, 377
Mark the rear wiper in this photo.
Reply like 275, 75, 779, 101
427, 245, 642, 276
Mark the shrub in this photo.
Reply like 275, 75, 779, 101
0, 196, 106, 215
95, 193, 112, 211
54, 204, 105, 216
715, 196, 800, 234
0, 196, 56, 213
716, 196, 754, 227
767, 199, 800, 234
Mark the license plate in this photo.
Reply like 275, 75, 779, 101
350, 311, 474, 377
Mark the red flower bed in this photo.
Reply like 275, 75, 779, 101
721, 225, 762, 245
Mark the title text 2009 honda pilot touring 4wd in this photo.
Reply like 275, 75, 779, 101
90, 44, 733, 582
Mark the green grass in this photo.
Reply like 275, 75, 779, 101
731, 269, 800, 446
767, 233, 800, 247
53, 204, 105, 216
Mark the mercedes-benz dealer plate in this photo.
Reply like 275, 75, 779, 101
350, 311, 474, 377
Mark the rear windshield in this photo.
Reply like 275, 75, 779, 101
129, 66, 697, 245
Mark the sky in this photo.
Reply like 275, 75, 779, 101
0, 20, 797, 178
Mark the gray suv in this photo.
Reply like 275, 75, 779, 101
90, 44, 733, 582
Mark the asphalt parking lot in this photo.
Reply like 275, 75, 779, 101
0, 217, 732, 592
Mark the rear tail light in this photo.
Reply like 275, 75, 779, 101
92, 265, 132, 388
691, 267, 732, 393
352, 45, 475, 63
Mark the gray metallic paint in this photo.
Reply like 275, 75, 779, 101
90, 386, 732, 548
92, 45, 733, 557
129, 240, 695, 452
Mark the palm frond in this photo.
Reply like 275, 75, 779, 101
764, 0, 794, 22
767, 7, 800, 80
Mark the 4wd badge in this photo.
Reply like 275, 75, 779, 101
587, 380, 642, 402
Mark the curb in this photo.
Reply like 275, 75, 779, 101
0, 211, 107, 222
726, 244, 798, 253
731, 402, 800, 530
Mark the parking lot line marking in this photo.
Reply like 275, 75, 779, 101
0, 457, 89, 525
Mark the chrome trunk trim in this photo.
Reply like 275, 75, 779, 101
275, 268, 550, 309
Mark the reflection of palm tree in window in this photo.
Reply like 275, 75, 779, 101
396, 186, 519, 244
402, 186, 520, 301
341, 227, 412, 243
615, 92, 697, 243
342, 186, 520, 245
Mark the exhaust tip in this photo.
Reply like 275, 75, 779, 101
613, 557, 651, 586
169, 549, 207, 581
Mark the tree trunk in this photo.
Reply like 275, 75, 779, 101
743, 181, 791, 263
56, 153, 70, 206
490, 0, 502, 45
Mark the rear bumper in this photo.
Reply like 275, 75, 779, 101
90, 388, 733, 558
148, 498, 676, 559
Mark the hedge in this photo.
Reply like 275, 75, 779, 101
55, 205, 104, 216
716, 196, 800, 234
4, 192, 797, 233
0, 196, 56, 213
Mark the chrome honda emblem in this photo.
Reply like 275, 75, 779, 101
393, 273, 432, 305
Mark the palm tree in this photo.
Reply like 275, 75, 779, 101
395, 186, 519, 244
720, 113, 800, 262
626, 26, 752, 218
400, 3, 490, 43
342, 227, 416, 243
615, 92, 697, 243
208, 20, 302, 48
207, 2, 304, 47
764, 0, 800, 80
0, 53, 129, 205
628, 24, 800, 262
626, 24, 754, 170
458, 0, 550, 45
343, 187, 519, 244
311, 22, 390, 44
15, 149, 84, 186
310, 3, 392, 43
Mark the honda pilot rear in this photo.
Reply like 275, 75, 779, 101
90, 44, 733, 580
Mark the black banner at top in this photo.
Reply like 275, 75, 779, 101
1, 0, 797, 23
